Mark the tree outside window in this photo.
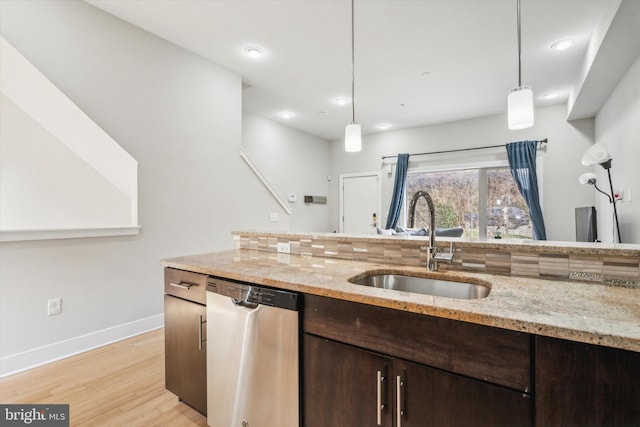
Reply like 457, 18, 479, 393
406, 167, 532, 239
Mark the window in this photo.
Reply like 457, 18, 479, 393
486, 168, 531, 238
405, 166, 532, 239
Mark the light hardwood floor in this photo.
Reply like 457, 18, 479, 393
0, 329, 208, 426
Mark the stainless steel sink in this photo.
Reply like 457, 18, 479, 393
348, 272, 491, 299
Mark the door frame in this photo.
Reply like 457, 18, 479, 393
339, 171, 381, 233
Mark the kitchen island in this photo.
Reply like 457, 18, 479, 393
162, 248, 640, 352
162, 246, 640, 427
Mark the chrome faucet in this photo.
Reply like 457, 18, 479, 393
408, 191, 454, 271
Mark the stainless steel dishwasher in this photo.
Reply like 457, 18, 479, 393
206, 276, 300, 427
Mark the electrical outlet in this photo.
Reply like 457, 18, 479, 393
613, 189, 623, 201
277, 242, 291, 254
48, 298, 62, 316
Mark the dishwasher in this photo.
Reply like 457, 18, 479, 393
206, 276, 300, 427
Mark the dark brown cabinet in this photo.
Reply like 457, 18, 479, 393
304, 334, 392, 427
303, 294, 532, 427
303, 294, 531, 392
164, 268, 207, 415
304, 334, 530, 427
394, 358, 530, 427
535, 336, 640, 427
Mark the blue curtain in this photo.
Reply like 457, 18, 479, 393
506, 141, 547, 240
385, 153, 410, 229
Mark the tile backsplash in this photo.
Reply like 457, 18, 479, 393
234, 232, 640, 287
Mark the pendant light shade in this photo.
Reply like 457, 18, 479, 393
508, 86, 534, 129
344, 0, 362, 152
345, 122, 362, 152
508, 0, 533, 130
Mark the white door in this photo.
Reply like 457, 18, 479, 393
341, 173, 380, 234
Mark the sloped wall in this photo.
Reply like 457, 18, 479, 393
0, 37, 137, 234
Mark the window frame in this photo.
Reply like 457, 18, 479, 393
403, 157, 543, 240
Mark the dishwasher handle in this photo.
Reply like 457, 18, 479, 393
232, 298, 259, 309
208, 277, 299, 311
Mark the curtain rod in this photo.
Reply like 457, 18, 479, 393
381, 138, 548, 160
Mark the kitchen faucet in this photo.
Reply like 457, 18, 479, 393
408, 191, 454, 271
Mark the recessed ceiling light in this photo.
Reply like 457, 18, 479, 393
541, 92, 559, 100
550, 39, 574, 51
376, 123, 392, 130
333, 97, 350, 106
244, 46, 263, 58
279, 111, 294, 119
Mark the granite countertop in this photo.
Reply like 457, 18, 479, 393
162, 249, 640, 353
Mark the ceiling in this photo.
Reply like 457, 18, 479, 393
86, 0, 614, 141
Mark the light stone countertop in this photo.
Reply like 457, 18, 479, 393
162, 249, 640, 353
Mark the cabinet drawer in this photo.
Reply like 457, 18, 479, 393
304, 294, 531, 392
164, 267, 207, 305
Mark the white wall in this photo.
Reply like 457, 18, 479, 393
0, 93, 132, 229
242, 112, 331, 232
0, 36, 138, 235
594, 55, 640, 244
329, 104, 596, 242
0, 0, 285, 375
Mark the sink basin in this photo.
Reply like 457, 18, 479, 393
348, 272, 491, 299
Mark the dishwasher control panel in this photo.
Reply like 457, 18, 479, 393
207, 277, 299, 311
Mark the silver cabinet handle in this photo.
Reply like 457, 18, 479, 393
198, 315, 206, 350
376, 370, 385, 425
396, 375, 404, 427
170, 281, 193, 290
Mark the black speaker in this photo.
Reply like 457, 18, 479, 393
575, 206, 597, 242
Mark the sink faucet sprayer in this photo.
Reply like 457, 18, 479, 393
408, 191, 454, 271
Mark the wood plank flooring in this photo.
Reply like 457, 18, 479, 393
0, 329, 208, 426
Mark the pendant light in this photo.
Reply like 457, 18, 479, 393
345, 0, 362, 152
508, 0, 534, 130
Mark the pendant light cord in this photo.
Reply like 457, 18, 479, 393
351, 0, 356, 123
516, 0, 522, 87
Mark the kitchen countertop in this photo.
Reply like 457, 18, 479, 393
162, 249, 640, 353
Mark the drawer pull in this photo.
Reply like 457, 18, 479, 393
198, 315, 206, 350
169, 281, 193, 290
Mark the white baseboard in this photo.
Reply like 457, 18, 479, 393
0, 313, 164, 378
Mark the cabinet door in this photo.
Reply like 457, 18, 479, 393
164, 295, 207, 415
304, 294, 531, 392
536, 336, 640, 427
304, 334, 392, 427
395, 358, 531, 427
